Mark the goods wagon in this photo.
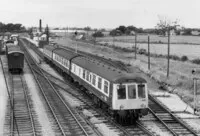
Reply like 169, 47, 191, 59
0, 40, 5, 54
7, 46, 24, 73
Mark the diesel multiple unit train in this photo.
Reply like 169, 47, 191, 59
43, 45, 148, 124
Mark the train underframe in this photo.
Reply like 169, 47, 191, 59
44, 57, 147, 125
91, 94, 144, 125
9, 68, 23, 74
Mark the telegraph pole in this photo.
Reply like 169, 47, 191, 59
167, 29, 170, 78
148, 35, 150, 70
193, 78, 197, 113
135, 33, 137, 59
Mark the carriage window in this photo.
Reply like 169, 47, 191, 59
138, 84, 146, 98
64, 60, 66, 66
128, 85, 136, 99
67, 61, 70, 67
83, 70, 86, 79
98, 77, 102, 90
73, 65, 76, 72
92, 74, 96, 86
66, 61, 69, 67
104, 81, 109, 94
117, 85, 126, 99
62, 58, 64, 64
86, 71, 90, 81
79, 68, 81, 76
89, 74, 92, 82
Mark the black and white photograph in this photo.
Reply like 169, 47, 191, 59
0, 0, 200, 135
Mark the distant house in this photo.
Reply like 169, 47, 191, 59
191, 30, 200, 36
39, 34, 47, 41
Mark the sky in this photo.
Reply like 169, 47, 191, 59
0, 0, 200, 29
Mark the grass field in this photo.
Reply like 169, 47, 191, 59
95, 35, 200, 60
97, 35, 200, 45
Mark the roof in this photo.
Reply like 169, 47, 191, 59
50, 45, 146, 83
11, 34, 19, 37
7, 46, 24, 55
53, 47, 79, 60
72, 56, 146, 83
44, 45, 57, 51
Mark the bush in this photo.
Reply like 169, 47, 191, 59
191, 59, 200, 64
181, 56, 188, 61
169, 55, 181, 61
92, 31, 104, 37
138, 49, 147, 54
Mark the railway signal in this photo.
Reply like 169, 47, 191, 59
191, 68, 200, 114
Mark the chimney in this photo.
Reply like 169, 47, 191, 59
39, 19, 42, 32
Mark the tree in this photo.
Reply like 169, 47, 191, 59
117, 25, 127, 34
109, 29, 122, 36
84, 26, 91, 31
156, 16, 180, 78
156, 16, 179, 35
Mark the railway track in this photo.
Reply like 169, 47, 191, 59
28, 59, 155, 136
19, 39, 100, 136
148, 95, 198, 136
0, 57, 41, 136
20, 38, 199, 135
19, 38, 155, 135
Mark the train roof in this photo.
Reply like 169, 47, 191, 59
7, 46, 24, 55
72, 56, 146, 83
53, 47, 79, 60
52, 46, 146, 83
44, 45, 57, 51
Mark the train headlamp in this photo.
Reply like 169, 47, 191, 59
119, 105, 124, 110
140, 104, 146, 108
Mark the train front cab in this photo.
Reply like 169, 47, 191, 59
112, 82, 148, 124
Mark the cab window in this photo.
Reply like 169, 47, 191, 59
138, 84, 146, 98
117, 85, 126, 99
128, 85, 136, 99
